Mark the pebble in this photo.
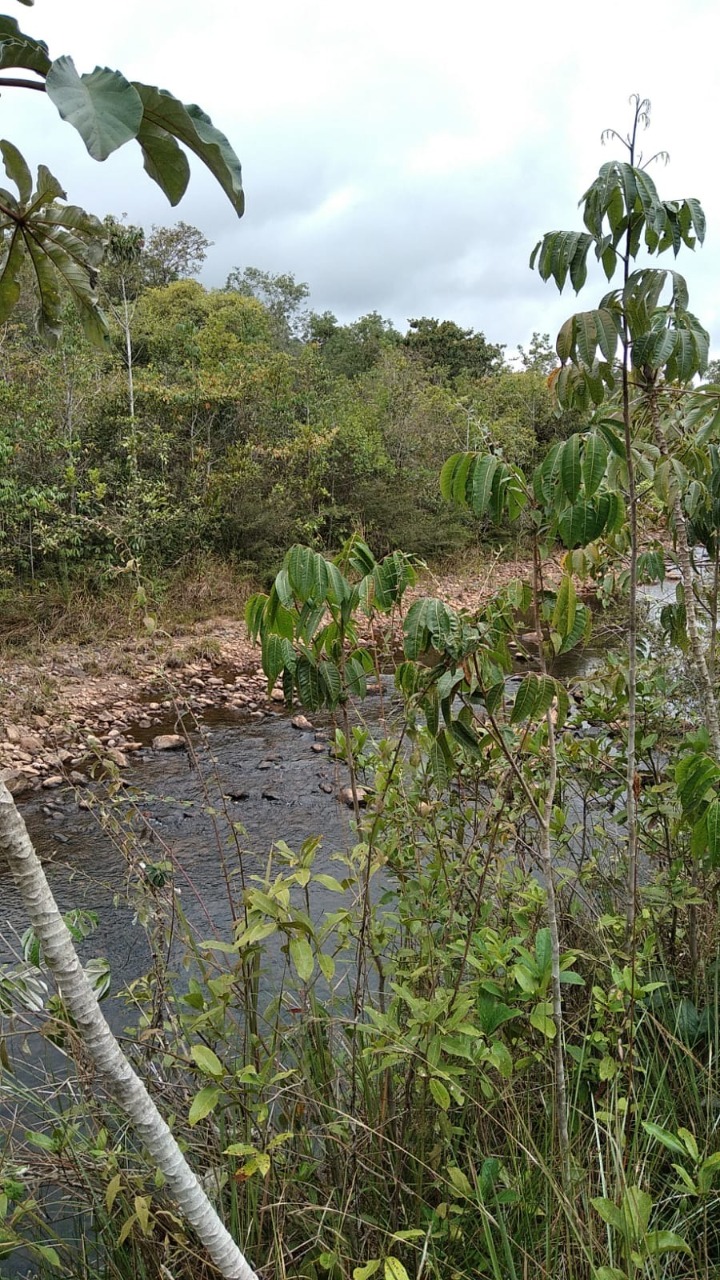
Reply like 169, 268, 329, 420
291, 715, 313, 731
41, 775, 64, 790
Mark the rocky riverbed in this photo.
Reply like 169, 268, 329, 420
0, 555, 563, 797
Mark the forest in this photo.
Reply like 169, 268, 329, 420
1, 10, 720, 1280
0, 223, 579, 606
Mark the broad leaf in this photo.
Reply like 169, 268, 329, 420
582, 433, 608, 497
133, 82, 244, 215
46, 57, 144, 161
470, 454, 499, 517
136, 121, 190, 206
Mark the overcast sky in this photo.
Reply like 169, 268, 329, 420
8, 0, 720, 356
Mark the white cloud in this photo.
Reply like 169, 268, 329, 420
4, 0, 720, 353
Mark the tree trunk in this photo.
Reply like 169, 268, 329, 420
0, 778, 259, 1280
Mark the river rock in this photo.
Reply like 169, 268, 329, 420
270, 688, 285, 703
152, 734, 186, 752
106, 748, 129, 768
226, 789, 250, 802
311, 743, 325, 754
291, 715, 313, 731
1, 768, 30, 795
42, 775, 64, 790
339, 785, 368, 807
261, 787, 283, 802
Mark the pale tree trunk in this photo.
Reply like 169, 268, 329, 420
0, 778, 259, 1280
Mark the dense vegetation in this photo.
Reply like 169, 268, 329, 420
0, 240, 577, 599
3, 23, 720, 1280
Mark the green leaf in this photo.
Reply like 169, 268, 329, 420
133, 82, 244, 216
645, 1230, 692, 1257
289, 936, 314, 983
295, 655, 322, 710
561, 434, 581, 501
529, 1003, 556, 1038
641, 1121, 688, 1156
46, 57, 143, 161
384, 1260, 410, 1280
136, 121, 190, 206
706, 798, 720, 864
0, 223, 25, 320
582, 434, 608, 498
0, 35, 51, 76
511, 674, 539, 723
353, 1263, 381, 1280
429, 1078, 451, 1110
190, 1044, 224, 1079
470, 454, 499, 517
591, 1197, 624, 1231
553, 576, 577, 640
287, 545, 329, 601
188, 1084, 220, 1125
0, 139, 31, 203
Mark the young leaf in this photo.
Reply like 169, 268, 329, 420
188, 1085, 220, 1125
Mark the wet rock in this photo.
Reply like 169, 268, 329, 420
226, 789, 250, 802
152, 734, 186, 752
261, 788, 283, 802
291, 714, 313, 731
257, 760, 273, 771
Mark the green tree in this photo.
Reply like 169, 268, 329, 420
403, 316, 504, 382
531, 93, 711, 930
307, 308, 401, 378
225, 265, 310, 347
140, 219, 211, 288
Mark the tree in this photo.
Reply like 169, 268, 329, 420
140, 220, 211, 288
531, 93, 713, 932
516, 330, 557, 375
0, 10, 258, 1279
225, 265, 310, 347
100, 215, 145, 420
307, 308, 401, 378
403, 316, 504, 382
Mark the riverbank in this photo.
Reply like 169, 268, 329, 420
0, 550, 559, 795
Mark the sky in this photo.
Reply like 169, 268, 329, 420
7, 0, 720, 357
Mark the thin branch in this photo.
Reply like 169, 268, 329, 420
0, 77, 47, 92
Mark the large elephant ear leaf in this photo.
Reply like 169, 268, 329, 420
46, 57, 144, 161
133, 83, 244, 216
136, 121, 190, 206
